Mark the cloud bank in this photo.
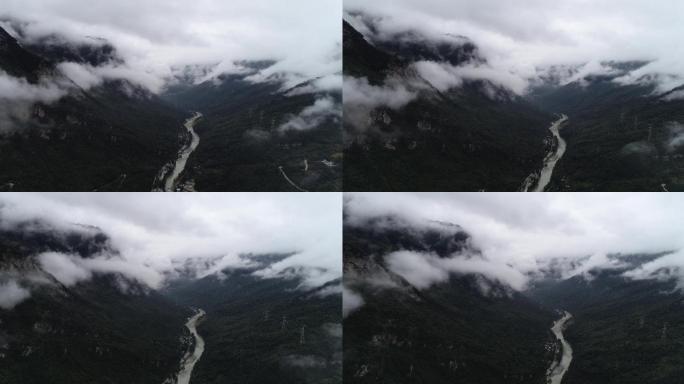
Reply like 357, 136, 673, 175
0, 193, 342, 308
0, 280, 31, 309
0, 0, 341, 93
0, 70, 69, 131
278, 96, 341, 133
345, 0, 684, 96
345, 193, 684, 293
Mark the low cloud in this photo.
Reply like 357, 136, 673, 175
624, 250, 684, 289
386, 251, 448, 289
0, 280, 31, 309
0, 70, 69, 132
663, 90, 684, 102
342, 286, 364, 317
38, 252, 92, 286
343, 76, 418, 132
0, 193, 342, 308
278, 96, 341, 132
0, 71, 67, 101
414, 61, 528, 95
345, 193, 684, 293
1, 0, 342, 94
665, 122, 684, 152
56, 62, 104, 90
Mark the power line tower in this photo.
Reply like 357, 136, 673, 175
281, 315, 287, 331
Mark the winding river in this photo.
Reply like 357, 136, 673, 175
176, 309, 206, 384
523, 114, 568, 192
547, 311, 573, 384
164, 112, 203, 192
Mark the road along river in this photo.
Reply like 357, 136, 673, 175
175, 309, 206, 384
546, 311, 573, 384
523, 114, 569, 192
164, 112, 203, 192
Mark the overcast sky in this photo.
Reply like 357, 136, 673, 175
345, 0, 684, 94
345, 193, 684, 295
0, 0, 342, 92
0, 193, 342, 295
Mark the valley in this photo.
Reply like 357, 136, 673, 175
163, 72, 343, 192
343, 9, 684, 192
0, 195, 343, 384
343, 194, 684, 384
345, 219, 684, 384
0, 21, 341, 192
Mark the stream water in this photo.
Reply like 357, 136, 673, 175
547, 311, 573, 384
175, 309, 206, 384
522, 114, 569, 192
164, 112, 203, 192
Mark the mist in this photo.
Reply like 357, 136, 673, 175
0, 0, 341, 100
345, 0, 684, 97
0, 193, 342, 308
345, 193, 684, 294
0, 280, 31, 309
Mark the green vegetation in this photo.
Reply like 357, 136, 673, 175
0, 26, 187, 191
343, 20, 552, 191
344, 220, 555, 383
164, 264, 342, 384
530, 259, 684, 384
0, 223, 189, 384
530, 76, 684, 191
0, 26, 341, 191
163, 73, 342, 192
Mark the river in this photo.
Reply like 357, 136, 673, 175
176, 308, 206, 384
523, 114, 568, 192
164, 112, 203, 192
546, 311, 573, 384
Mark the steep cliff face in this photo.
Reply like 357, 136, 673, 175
0, 220, 189, 384
343, 19, 551, 191
0, 24, 186, 191
343, 216, 555, 384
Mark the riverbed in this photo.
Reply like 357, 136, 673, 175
176, 308, 206, 384
523, 114, 568, 192
164, 112, 203, 192
547, 311, 573, 384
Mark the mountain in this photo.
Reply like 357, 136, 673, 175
0, 25, 187, 191
0, 21, 342, 192
161, 63, 342, 192
162, 255, 342, 384
343, 217, 556, 383
528, 254, 684, 383
527, 62, 684, 191
344, 213, 684, 383
343, 14, 684, 192
0, 220, 191, 384
343, 19, 552, 191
